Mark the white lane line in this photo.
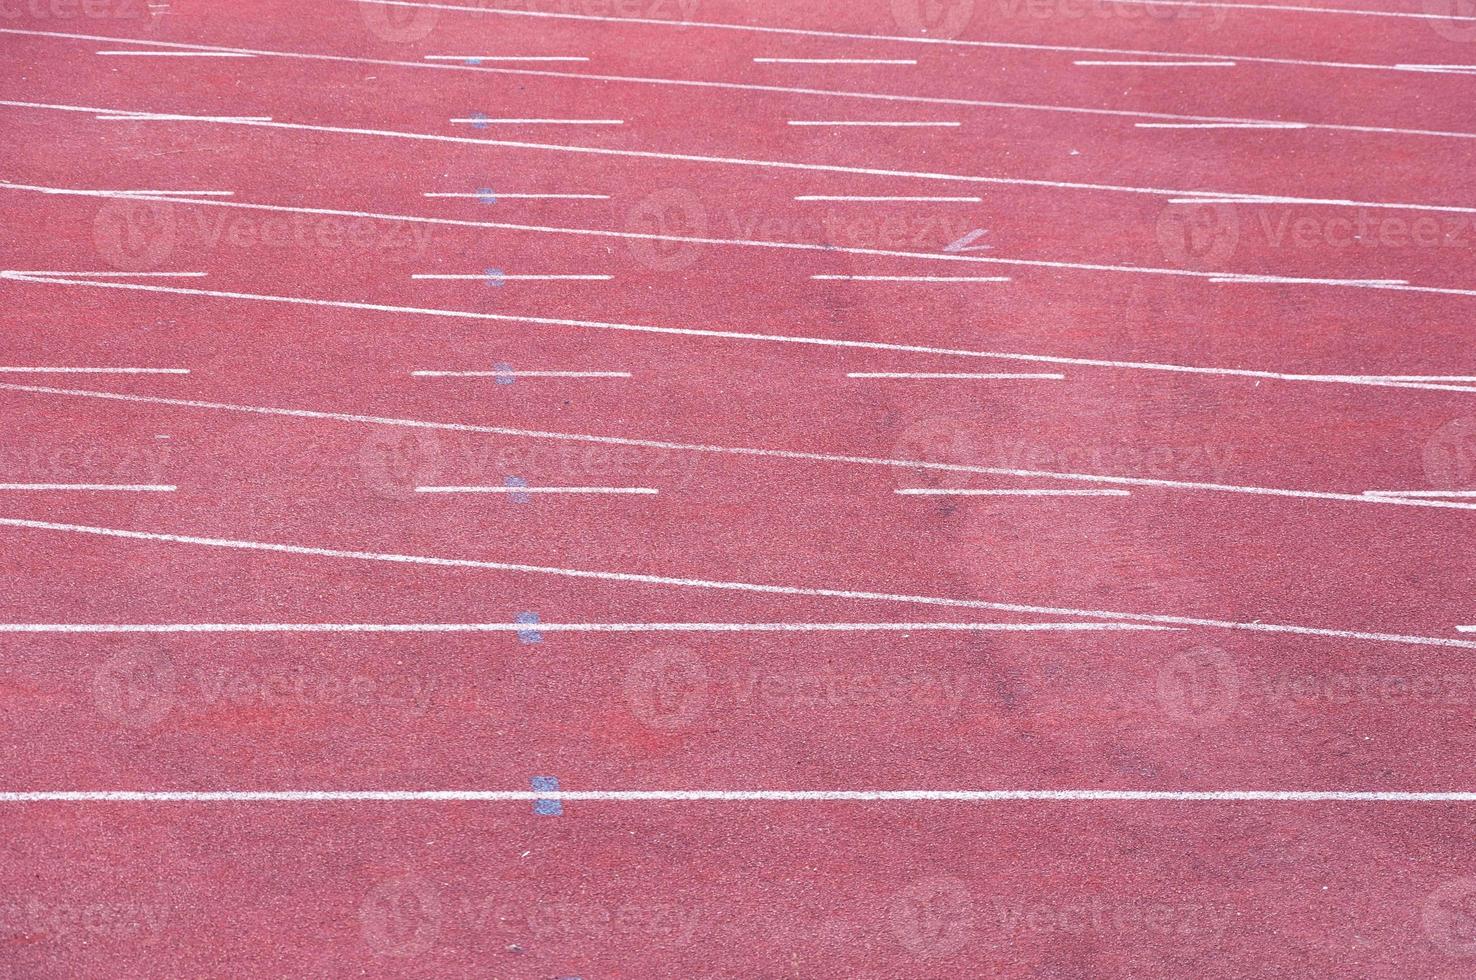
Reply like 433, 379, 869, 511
0, 367, 188, 374
95, 113, 273, 122
450, 117, 624, 125
423, 192, 609, 199
415, 486, 658, 494
1396, 64, 1476, 73
2, 269, 206, 277
10, 103, 1476, 217
813, 275, 1010, 282
1211, 276, 1409, 286
755, 57, 917, 65
847, 372, 1064, 379
1136, 122, 1308, 129
4, 380, 1476, 519
104, 189, 233, 197
0, 484, 174, 491
17, 33, 1476, 149
897, 488, 1131, 497
1075, 60, 1236, 67
1362, 490, 1476, 499
96, 50, 254, 57
1252, 376, 1459, 393
796, 195, 982, 202
424, 54, 588, 61
410, 273, 612, 280
0, 621, 1172, 634
19, 182, 1471, 310
1167, 196, 1299, 204
5, 789, 1476, 803
412, 370, 631, 378
3, 515, 1475, 651
1099, 0, 1476, 22
787, 120, 960, 127
5, 270, 1474, 395
1346, 376, 1476, 382
351, 0, 1476, 77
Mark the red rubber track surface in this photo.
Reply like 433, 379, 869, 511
3, 0, 1476, 976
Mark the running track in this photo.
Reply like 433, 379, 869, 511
3, 0, 1476, 975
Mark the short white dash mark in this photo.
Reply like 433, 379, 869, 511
1136, 121, 1307, 129
424, 55, 589, 62
410, 273, 612, 281
896, 488, 1131, 497
2, 270, 206, 278
755, 58, 917, 65
412, 370, 630, 378
848, 372, 1064, 380
788, 120, 960, 127
1210, 275, 1408, 286
450, 117, 623, 125
415, 486, 658, 494
0, 484, 175, 492
812, 275, 1009, 282
796, 195, 982, 203
423, 192, 608, 199
1075, 60, 1236, 67
96, 50, 255, 57
1362, 489, 1476, 499
0, 367, 189, 374
95, 113, 272, 122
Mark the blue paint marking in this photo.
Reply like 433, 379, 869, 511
504, 476, 531, 504
484, 267, 505, 288
477, 187, 497, 205
465, 57, 483, 65
516, 610, 543, 643
531, 775, 562, 816
469, 112, 489, 130
493, 361, 516, 386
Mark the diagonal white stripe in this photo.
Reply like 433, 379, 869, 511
3, 268, 1473, 395
3, 379, 1475, 511
2, 379, 1474, 512
0, 515, 1472, 650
